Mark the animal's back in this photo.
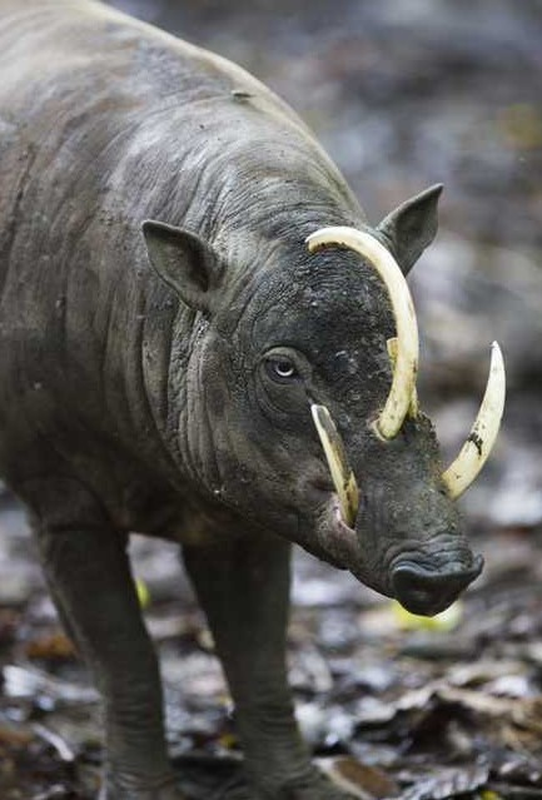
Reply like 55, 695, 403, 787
0, 0, 263, 499
0, 0, 360, 518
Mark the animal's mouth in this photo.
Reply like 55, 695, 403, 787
314, 494, 359, 565
312, 492, 391, 594
313, 489, 484, 615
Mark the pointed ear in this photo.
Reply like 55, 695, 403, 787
375, 184, 443, 276
142, 220, 223, 313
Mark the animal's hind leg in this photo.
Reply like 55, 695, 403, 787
24, 477, 185, 800
183, 532, 354, 799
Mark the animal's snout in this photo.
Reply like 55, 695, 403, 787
392, 555, 484, 616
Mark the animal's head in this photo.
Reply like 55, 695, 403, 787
142, 185, 505, 616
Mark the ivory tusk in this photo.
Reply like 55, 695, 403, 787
387, 337, 418, 417
311, 404, 360, 528
306, 227, 419, 440
442, 341, 506, 499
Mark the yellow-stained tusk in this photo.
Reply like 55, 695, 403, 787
442, 341, 506, 499
387, 337, 418, 417
311, 404, 359, 528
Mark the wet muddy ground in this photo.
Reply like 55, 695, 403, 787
1, 1, 541, 798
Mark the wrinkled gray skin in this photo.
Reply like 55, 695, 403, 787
0, 1, 483, 798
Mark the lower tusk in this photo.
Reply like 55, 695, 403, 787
442, 341, 506, 500
311, 404, 360, 528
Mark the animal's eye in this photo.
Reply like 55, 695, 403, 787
264, 356, 299, 383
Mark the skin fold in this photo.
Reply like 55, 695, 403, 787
0, 1, 483, 798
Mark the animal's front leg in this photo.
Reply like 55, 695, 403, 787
183, 533, 354, 799
28, 479, 186, 800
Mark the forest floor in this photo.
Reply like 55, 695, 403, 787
0, 499, 541, 799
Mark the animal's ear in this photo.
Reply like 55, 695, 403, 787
142, 220, 223, 313
375, 184, 443, 276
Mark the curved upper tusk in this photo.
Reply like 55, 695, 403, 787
442, 341, 506, 500
387, 336, 418, 417
311, 404, 360, 528
306, 227, 419, 440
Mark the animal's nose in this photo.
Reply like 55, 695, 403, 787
392, 556, 483, 616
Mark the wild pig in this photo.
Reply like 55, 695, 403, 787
0, 1, 505, 798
